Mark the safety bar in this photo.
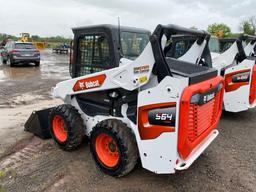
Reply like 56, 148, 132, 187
152, 24, 210, 39
218, 38, 236, 43
149, 24, 210, 81
218, 38, 247, 62
240, 34, 256, 43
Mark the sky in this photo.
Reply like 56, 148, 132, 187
0, 0, 255, 37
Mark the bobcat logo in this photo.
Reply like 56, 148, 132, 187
73, 74, 106, 91
203, 93, 215, 103
79, 80, 100, 89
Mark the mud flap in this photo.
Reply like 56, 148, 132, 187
24, 108, 53, 139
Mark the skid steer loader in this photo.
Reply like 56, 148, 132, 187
210, 37, 256, 112
218, 35, 256, 57
48, 24, 224, 177
166, 34, 256, 112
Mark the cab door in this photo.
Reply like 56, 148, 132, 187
73, 33, 113, 78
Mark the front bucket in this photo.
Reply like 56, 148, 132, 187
24, 108, 53, 139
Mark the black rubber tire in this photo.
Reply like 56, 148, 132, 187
7, 57, 12, 67
35, 61, 40, 67
90, 119, 138, 177
2, 58, 7, 64
49, 104, 85, 150
8, 57, 14, 67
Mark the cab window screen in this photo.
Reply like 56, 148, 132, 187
121, 32, 149, 60
77, 34, 111, 77
209, 37, 220, 53
167, 40, 194, 59
220, 42, 233, 53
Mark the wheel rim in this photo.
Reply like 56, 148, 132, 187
95, 133, 119, 167
52, 115, 68, 142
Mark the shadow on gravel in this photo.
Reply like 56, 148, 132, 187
221, 109, 255, 121
6, 63, 38, 68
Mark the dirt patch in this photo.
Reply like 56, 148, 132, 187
0, 49, 69, 109
0, 98, 62, 157
0, 138, 68, 192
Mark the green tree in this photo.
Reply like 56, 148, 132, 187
31, 35, 40, 41
207, 23, 231, 37
239, 16, 256, 35
0, 33, 18, 41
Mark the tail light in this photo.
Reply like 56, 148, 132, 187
225, 69, 251, 92
138, 102, 176, 140
10, 49, 19, 53
34, 50, 40, 55
249, 65, 256, 104
178, 76, 224, 160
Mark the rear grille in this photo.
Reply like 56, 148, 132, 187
249, 65, 256, 105
178, 76, 224, 160
187, 91, 221, 142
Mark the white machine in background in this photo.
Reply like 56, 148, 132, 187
210, 36, 256, 112
167, 34, 256, 112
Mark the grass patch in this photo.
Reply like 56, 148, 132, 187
7, 169, 16, 178
0, 171, 6, 180
0, 185, 6, 192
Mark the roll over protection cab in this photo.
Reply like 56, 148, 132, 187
51, 24, 224, 176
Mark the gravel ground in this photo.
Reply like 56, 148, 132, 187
0, 50, 255, 192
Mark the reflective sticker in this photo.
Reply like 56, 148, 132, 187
134, 65, 150, 74
134, 67, 141, 74
139, 76, 148, 83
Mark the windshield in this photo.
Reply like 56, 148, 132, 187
15, 43, 35, 49
121, 31, 149, 60
209, 37, 220, 53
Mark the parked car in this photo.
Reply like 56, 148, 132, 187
2, 41, 40, 67
52, 43, 69, 54
0, 46, 5, 56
